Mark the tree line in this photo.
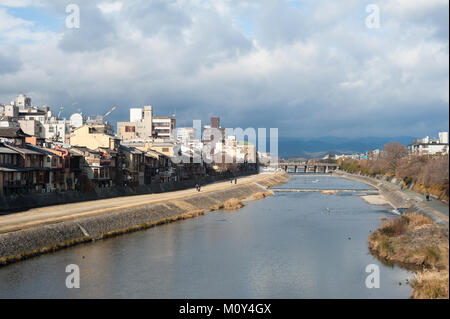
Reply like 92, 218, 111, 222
338, 142, 449, 201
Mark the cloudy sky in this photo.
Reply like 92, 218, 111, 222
0, 0, 448, 139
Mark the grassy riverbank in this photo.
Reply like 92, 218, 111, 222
368, 213, 449, 299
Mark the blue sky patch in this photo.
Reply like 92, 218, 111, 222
5, 5, 65, 32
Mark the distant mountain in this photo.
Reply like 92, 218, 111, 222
277, 136, 416, 159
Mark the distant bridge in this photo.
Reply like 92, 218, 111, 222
279, 162, 339, 173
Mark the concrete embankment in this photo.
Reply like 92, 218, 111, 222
0, 172, 289, 266
1, 175, 232, 212
334, 171, 448, 225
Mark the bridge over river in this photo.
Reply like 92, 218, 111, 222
279, 162, 339, 173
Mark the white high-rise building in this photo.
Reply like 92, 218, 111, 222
439, 132, 449, 144
177, 127, 195, 143
409, 131, 449, 155
130, 108, 144, 122
117, 106, 175, 142
14, 94, 32, 109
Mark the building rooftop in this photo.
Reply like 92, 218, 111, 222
3, 144, 44, 155
0, 145, 19, 154
0, 127, 30, 138
119, 145, 143, 154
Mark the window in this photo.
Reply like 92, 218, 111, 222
162, 148, 169, 153
125, 126, 135, 133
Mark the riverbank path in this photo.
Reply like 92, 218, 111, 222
0, 173, 276, 234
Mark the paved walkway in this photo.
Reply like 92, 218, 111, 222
378, 179, 449, 217
0, 174, 274, 234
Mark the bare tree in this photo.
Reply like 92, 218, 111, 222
381, 142, 408, 175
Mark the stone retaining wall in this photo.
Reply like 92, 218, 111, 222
0, 173, 289, 266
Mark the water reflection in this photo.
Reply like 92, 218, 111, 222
0, 175, 412, 298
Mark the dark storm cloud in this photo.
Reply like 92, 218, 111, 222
57, 2, 118, 52
0, 0, 448, 138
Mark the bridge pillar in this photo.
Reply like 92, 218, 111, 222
294, 165, 298, 173
325, 165, 329, 173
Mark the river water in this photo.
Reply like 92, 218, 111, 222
0, 174, 413, 298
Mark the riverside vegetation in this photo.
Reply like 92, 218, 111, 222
369, 213, 449, 299
339, 142, 449, 202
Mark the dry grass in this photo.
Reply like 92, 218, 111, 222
411, 270, 449, 299
223, 198, 245, 210
368, 213, 449, 299
210, 198, 245, 211
209, 203, 224, 211
263, 173, 290, 188
210, 190, 274, 211
252, 190, 275, 200
101, 209, 206, 239
0, 237, 93, 267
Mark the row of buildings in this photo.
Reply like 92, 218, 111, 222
407, 132, 449, 156
0, 94, 257, 197
323, 131, 449, 162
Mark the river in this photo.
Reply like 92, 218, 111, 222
0, 174, 413, 298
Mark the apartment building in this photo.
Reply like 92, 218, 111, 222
117, 106, 176, 142
408, 132, 449, 155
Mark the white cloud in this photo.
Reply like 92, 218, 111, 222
0, 0, 448, 138
97, 1, 122, 14
0, 0, 38, 7
0, 8, 33, 31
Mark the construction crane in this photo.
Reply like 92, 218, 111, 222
102, 105, 119, 120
